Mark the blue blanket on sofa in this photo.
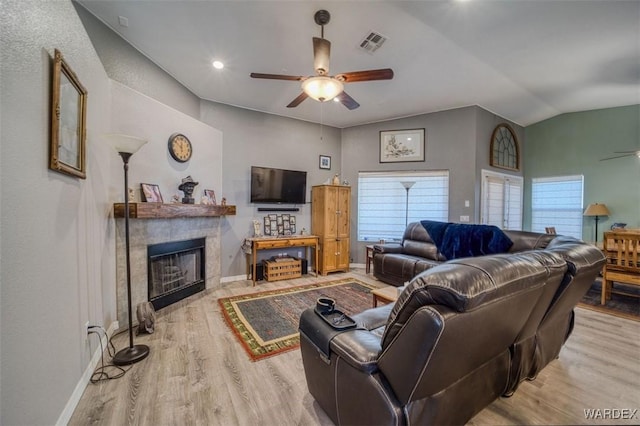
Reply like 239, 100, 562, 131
420, 220, 513, 260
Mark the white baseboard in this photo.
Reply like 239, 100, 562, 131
56, 321, 118, 426
221, 274, 247, 283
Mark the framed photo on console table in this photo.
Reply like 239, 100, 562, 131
380, 128, 425, 163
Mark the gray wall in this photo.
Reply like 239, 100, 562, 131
1, 1, 226, 424
74, 1, 201, 119
342, 106, 524, 264
199, 101, 341, 278
1, 1, 114, 424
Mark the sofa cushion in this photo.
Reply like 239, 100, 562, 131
381, 251, 563, 348
504, 230, 557, 252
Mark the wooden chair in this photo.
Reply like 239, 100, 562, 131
601, 230, 640, 304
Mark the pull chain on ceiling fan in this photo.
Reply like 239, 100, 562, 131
250, 10, 394, 110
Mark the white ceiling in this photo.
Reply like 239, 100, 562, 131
77, 0, 639, 128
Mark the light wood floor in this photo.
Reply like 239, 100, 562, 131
70, 270, 640, 425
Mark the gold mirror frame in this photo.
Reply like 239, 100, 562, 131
50, 49, 87, 179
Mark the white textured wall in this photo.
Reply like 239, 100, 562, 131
0, 1, 224, 424
1, 1, 113, 424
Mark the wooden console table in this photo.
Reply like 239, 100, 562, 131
244, 236, 319, 286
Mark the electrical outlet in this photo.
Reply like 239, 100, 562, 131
460, 215, 470, 222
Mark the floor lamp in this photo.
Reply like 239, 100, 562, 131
107, 134, 150, 366
583, 203, 610, 244
400, 181, 416, 228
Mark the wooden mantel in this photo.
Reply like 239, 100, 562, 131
113, 202, 236, 219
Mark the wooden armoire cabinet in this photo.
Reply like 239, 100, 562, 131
311, 185, 351, 275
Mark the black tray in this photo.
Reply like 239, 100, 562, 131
314, 307, 357, 330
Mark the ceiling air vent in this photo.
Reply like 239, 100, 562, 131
358, 31, 388, 54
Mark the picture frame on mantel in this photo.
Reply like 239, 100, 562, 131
203, 189, 217, 205
141, 183, 163, 203
380, 128, 425, 163
49, 49, 87, 179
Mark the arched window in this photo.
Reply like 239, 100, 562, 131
490, 124, 519, 171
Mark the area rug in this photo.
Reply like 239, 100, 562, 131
218, 278, 378, 361
578, 279, 639, 321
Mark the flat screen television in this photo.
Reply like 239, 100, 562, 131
250, 166, 307, 204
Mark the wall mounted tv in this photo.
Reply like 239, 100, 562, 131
250, 166, 307, 204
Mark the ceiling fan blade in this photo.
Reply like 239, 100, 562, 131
613, 150, 640, 154
250, 73, 305, 81
599, 153, 637, 161
313, 37, 331, 75
336, 68, 394, 83
286, 92, 309, 108
337, 91, 360, 110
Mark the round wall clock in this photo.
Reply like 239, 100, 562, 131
490, 124, 519, 171
168, 133, 192, 163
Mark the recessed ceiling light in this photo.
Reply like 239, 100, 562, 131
212, 60, 224, 70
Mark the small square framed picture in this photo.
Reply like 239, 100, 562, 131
140, 183, 163, 203
203, 189, 217, 205
319, 155, 331, 170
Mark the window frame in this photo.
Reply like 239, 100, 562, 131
357, 170, 450, 242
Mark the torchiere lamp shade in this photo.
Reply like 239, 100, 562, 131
105, 133, 148, 154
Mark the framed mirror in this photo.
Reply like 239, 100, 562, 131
50, 49, 87, 179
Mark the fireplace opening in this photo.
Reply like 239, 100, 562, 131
147, 238, 205, 310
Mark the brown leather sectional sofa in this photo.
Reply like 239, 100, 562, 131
373, 221, 562, 287
299, 223, 604, 425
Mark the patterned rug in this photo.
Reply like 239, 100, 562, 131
578, 279, 639, 321
218, 278, 378, 361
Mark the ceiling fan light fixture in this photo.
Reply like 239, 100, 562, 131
302, 76, 343, 102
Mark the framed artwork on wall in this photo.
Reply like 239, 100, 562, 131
319, 155, 331, 169
141, 183, 163, 203
49, 49, 87, 179
380, 128, 425, 163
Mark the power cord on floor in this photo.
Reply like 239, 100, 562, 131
87, 326, 130, 383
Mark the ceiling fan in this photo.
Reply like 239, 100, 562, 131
250, 9, 393, 110
599, 150, 640, 161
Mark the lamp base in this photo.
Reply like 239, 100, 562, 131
113, 344, 150, 366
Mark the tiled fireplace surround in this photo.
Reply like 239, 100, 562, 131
114, 217, 221, 327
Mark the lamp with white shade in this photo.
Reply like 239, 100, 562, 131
583, 203, 610, 243
400, 181, 416, 228
106, 134, 150, 366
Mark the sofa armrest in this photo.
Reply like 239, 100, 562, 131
374, 243, 403, 254
331, 330, 383, 374
299, 308, 384, 374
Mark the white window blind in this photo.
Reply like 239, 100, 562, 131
358, 171, 449, 242
481, 170, 523, 230
531, 175, 584, 238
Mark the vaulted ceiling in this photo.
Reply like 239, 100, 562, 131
77, 1, 639, 128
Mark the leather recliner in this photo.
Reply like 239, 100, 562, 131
299, 234, 605, 425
